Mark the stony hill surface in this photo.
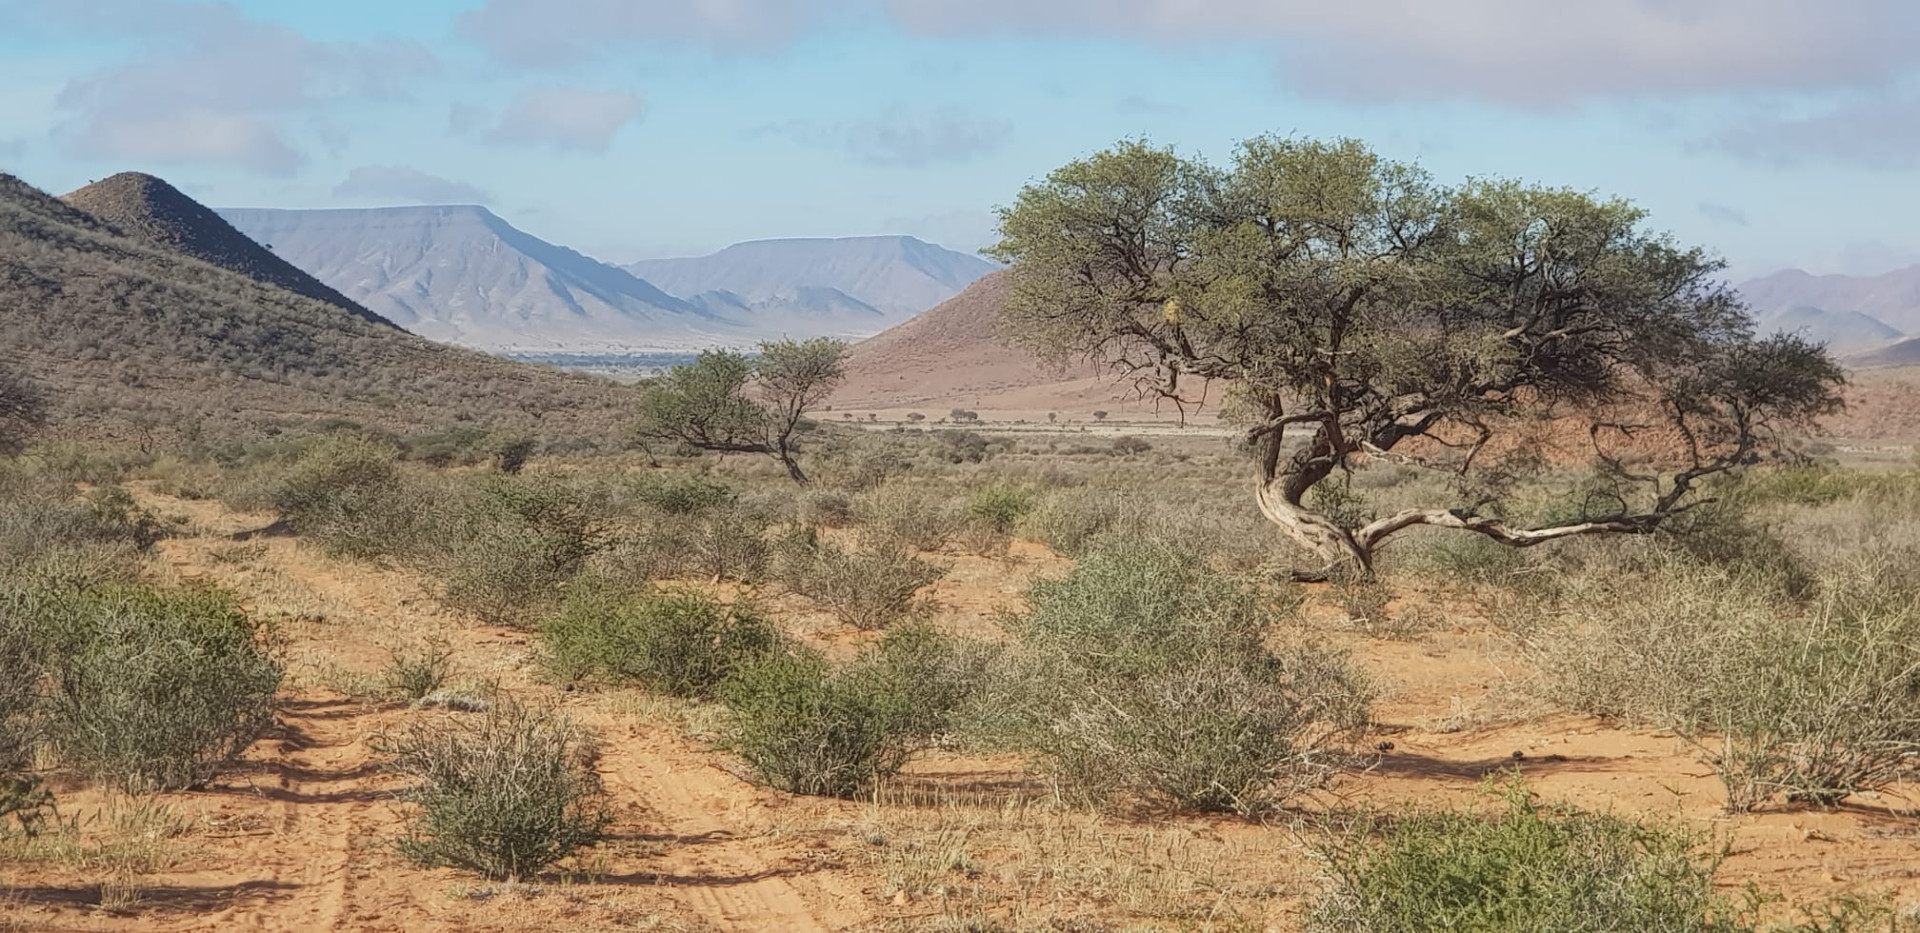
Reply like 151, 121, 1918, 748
61, 173, 391, 329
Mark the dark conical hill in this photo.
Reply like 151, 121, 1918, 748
62, 172, 393, 328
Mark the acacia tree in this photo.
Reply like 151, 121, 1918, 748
634, 338, 847, 484
990, 138, 1844, 577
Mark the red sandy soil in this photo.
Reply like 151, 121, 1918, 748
2, 488, 1915, 931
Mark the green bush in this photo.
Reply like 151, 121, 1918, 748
38, 585, 281, 792
391, 699, 608, 880
269, 436, 418, 559
720, 627, 988, 798
539, 582, 775, 697
632, 473, 737, 515
0, 607, 49, 832
982, 540, 1371, 814
965, 485, 1033, 535
1308, 779, 1728, 932
437, 476, 605, 627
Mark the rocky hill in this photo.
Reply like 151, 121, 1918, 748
219, 206, 737, 351
61, 173, 391, 329
1, 173, 626, 443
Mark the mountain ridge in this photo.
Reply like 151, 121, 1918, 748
220, 205, 735, 351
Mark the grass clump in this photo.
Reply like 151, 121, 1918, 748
982, 540, 1370, 815
1533, 558, 1920, 811
38, 584, 280, 792
853, 483, 959, 552
720, 625, 988, 798
775, 528, 945, 629
383, 637, 457, 702
539, 581, 775, 698
390, 698, 609, 880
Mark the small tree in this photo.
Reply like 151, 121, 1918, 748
0, 364, 47, 456
906, 412, 926, 423
992, 137, 1844, 578
1091, 410, 1109, 422
949, 409, 979, 423
634, 339, 847, 484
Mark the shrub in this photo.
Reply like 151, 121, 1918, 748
1308, 779, 1728, 932
798, 489, 855, 528
720, 628, 988, 798
39, 585, 281, 792
390, 699, 608, 880
854, 483, 959, 552
494, 436, 536, 475
437, 476, 605, 627
270, 436, 418, 559
1018, 487, 1122, 556
982, 541, 1371, 814
965, 485, 1033, 536
631, 474, 736, 515
776, 530, 944, 629
1110, 436, 1152, 456
0, 364, 47, 457
383, 638, 457, 701
0, 606, 50, 832
539, 582, 775, 697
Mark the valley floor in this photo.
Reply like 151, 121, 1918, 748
3, 487, 1916, 932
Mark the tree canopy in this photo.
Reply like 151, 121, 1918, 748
634, 338, 847, 484
990, 137, 1844, 576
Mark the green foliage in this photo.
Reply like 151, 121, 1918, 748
634, 339, 847, 483
982, 540, 1370, 814
37, 584, 281, 792
1308, 779, 1728, 932
632, 473, 738, 515
965, 485, 1034, 536
270, 435, 417, 559
437, 476, 606, 627
720, 627, 988, 798
390, 699, 609, 880
539, 581, 775, 697
990, 136, 1845, 567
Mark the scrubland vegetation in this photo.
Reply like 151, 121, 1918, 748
5, 398, 1919, 928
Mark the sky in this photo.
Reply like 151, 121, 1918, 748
3, 0, 1919, 280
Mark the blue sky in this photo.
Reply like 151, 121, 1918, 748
4, 0, 1919, 280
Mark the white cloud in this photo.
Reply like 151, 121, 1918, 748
334, 165, 492, 204
457, 0, 1920, 107
37, 0, 435, 175
487, 88, 646, 152
1702, 93, 1920, 170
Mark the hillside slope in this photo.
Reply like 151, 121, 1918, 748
62, 173, 391, 329
1, 173, 626, 442
831, 271, 1132, 415
628, 236, 997, 335
220, 206, 740, 351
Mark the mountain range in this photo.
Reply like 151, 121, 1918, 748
1736, 265, 1920, 357
218, 207, 996, 352
1, 172, 622, 442
627, 236, 998, 335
